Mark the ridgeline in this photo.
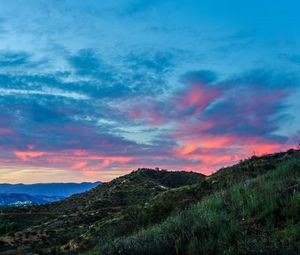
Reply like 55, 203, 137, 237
0, 149, 299, 254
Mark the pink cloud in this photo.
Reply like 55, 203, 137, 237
14, 151, 46, 161
176, 83, 221, 116
13, 148, 135, 173
71, 161, 89, 170
126, 101, 167, 126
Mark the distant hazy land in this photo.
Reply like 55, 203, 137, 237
0, 182, 101, 207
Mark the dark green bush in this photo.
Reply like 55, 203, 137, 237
0, 222, 17, 234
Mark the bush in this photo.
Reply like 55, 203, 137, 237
0, 222, 17, 234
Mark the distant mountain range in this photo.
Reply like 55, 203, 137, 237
0, 182, 102, 197
0, 182, 101, 207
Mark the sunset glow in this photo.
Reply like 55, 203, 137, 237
0, 1, 300, 183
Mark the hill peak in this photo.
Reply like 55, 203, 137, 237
111, 167, 205, 189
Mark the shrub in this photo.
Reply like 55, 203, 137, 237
0, 222, 17, 234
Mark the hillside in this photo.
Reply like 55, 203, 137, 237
0, 149, 299, 254
0, 169, 204, 253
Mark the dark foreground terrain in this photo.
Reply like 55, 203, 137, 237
0, 149, 299, 254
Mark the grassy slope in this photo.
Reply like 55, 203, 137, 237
0, 169, 204, 253
88, 150, 300, 255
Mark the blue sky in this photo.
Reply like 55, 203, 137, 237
0, 0, 300, 183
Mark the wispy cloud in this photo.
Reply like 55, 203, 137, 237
0, 88, 89, 100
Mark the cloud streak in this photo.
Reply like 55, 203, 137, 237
0, 88, 89, 100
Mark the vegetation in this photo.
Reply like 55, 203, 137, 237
0, 149, 299, 254
91, 156, 300, 254
0, 222, 17, 235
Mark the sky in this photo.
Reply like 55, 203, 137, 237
0, 0, 300, 183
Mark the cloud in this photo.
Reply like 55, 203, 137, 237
175, 83, 220, 117
68, 48, 101, 76
0, 46, 299, 180
14, 151, 46, 161
201, 69, 294, 138
123, 69, 220, 125
65, 49, 177, 100
0, 87, 89, 100
0, 0, 299, 184
167, 68, 298, 172
0, 51, 31, 67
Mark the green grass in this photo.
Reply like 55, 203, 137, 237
88, 156, 300, 255
0, 222, 17, 235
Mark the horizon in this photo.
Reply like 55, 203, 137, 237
1, 148, 298, 184
0, 181, 102, 185
1, 1, 300, 183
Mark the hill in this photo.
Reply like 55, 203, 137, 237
0, 169, 204, 253
0, 149, 299, 254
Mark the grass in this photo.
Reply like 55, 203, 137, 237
0, 222, 17, 235
88, 156, 300, 255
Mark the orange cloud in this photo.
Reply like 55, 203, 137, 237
176, 143, 197, 156
173, 133, 290, 175
43, 150, 135, 171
